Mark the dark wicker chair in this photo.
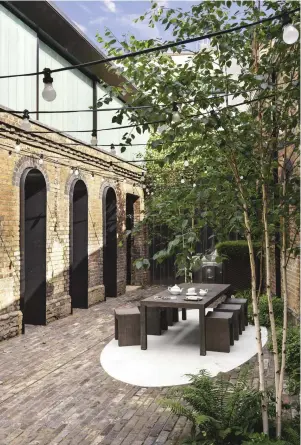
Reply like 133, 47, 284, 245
225, 297, 248, 326
214, 303, 244, 340
114, 307, 140, 346
137, 305, 168, 335
206, 311, 234, 353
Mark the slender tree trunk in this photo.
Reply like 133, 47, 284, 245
276, 179, 288, 438
231, 163, 269, 435
243, 207, 269, 435
262, 182, 280, 407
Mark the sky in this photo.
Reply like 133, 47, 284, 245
53, 1, 197, 49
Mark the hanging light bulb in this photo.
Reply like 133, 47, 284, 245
8, 151, 12, 157
142, 184, 146, 189
109, 161, 113, 172
282, 13, 299, 44
91, 172, 95, 180
204, 169, 208, 174
90, 130, 98, 146
110, 143, 116, 155
42, 68, 57, 102
21, 110, 31, 131
151, 191, 154, 196
240, 175, 244, 180
184, 158, 189, 167
15, 139, 21, 153
172, 102, 181, 123
146, 188, 149, 193
180, 175, 185, 184
38, 154, 44, 165
75, 168, 79, 176
193, 183, 196, 188
70, 167, 74, 173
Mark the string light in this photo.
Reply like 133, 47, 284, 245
70, 167, 74, 173
90, 129, 98, 146
193, 183, 196, 188
74, 168, 79, 176
184, 157, 189, 167
282, 12, 299, 44
8, 151, 12, 157
42, 68, 57, 102
21, 110, 31, 131
204, 169, 208, 174
109, 161, 114, 172
110, 143, 116, 155
91, 172, 95, 179
15, 139, 21, 153
240, 175, 244, 179
0, 8, 298, 81
172, 102, 181, 123
181, 175, 185, 184
142, 184, 146, 189
38, 154, 44, 165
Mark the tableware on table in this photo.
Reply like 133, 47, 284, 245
187, 287, 196, 294
199, 288, 209, 296
186, 291, 197, 296
184, 295, 203, 301
168, 284, 183, 295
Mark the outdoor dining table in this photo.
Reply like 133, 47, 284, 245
140, 283, 231, 356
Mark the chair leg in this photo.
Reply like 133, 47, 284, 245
161, 309, 168, 331
172, 308, 179, 322
115, 316, 118, 340
182, 308, 187, 320
166, 308, 173, 326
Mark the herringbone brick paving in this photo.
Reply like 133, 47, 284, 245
0, 286, 291, 445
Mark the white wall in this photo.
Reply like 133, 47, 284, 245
0, 5, 37, 118
0, 4, 148, 161
39, 42, 93, 145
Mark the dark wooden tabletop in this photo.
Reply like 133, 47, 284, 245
140, 283, 231, 309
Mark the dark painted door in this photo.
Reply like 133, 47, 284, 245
104, 188, 117, 298
126, 195, 135, 285
71, 180, 88, 308
24, 169, 46, 325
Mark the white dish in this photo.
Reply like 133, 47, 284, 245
185, 296, 203, 301
186, 292, 197, 296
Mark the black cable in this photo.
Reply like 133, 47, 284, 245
0, 8, 299, 80
0, 81, 294, 115
0, 90, 294, 135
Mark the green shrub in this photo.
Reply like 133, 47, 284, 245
247, 294, 284, 327
160, 369, 262, 445
268, 326, 300, 394
242, 434, 289, 445
216, 241, 261, 261
258, 295, 284, 327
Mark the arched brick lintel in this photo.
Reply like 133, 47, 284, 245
65, 172, 88, 197
12, 156, 50, 191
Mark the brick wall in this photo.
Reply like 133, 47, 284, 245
0, 111, 147, 341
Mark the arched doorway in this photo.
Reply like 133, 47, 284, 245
70, 180, 88, 308
103, 187, 117, 298
126, 194, 138, 285
21, 169, 47, 327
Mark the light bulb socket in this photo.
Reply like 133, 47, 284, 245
282, 12, 291, 28
23, 109, 30, 120
43, 68, 53, 85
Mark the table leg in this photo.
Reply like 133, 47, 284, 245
182, 309, 187, 320
199, 307, 206, 356
140, 305, 147, 350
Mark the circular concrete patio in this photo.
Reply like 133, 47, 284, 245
100, 309, 268, 387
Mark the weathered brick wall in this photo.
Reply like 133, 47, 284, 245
0, 111, 146, 341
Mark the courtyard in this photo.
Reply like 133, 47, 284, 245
0, 286, 281, 445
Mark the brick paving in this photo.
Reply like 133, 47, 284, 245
0, 286, 294, 445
